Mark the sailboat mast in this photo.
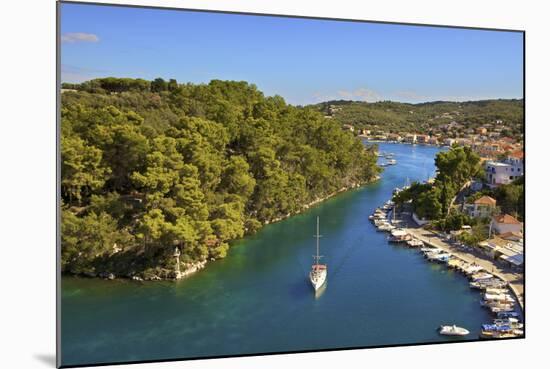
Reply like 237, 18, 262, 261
313, 216, 323, 264
316, 216, 320, 260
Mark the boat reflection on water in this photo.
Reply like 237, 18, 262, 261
314, 281, 327, 299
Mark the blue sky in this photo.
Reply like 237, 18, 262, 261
60, 2, 523, 105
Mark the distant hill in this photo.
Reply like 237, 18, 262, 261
309, 99, 524, 137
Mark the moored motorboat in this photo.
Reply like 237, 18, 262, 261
471, 272, 495, 282
388, 229, 411, 243
426, 252, 451, 263
497, 311, 520, 319
439, 325, 469, 336
469, 278, 507, 290
463, 264, 484, 275
406, 238, 424, 247
485, 288, 509, 295
377, 223, 394, 232
490, 305, 515, 313
484, 293, 515, 303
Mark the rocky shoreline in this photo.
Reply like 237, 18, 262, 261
262, 178, 379, 225
65, 176, 380, 282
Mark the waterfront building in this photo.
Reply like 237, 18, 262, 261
456, 138, 472, 147
499, 231, 523, 242
465, 195, 497, 218
403, 133, 417, 144
491, 214, 523, 235
485, 158, 524, 187
387, 133, 402, 142
444, 138, 455, 146
416, 134, 429, 144
507, 150, 524, 165
478, 236, 523, 270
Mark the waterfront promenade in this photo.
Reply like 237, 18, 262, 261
405, 227, 524, 311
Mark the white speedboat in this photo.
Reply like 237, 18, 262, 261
374, 219, 389, 226
309, 217, 327, 292
439, 325, 470, 336
377, 223, 395, 232
464, 265, 484, 275
484, 293, 515, 303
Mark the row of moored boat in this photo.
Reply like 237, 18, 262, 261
369, 198, 523, 339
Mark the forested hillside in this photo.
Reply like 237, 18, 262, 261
313, 99, 524, 137
61, 78, 380, 279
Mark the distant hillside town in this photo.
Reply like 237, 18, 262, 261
315, 99, 524, 189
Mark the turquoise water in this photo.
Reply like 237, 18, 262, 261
61, 142, 492, 366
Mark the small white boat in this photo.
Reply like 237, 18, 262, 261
471, 272, 494, 282
426, 252, 451, 262
491, 306, 515, 313
464, 265, 484, 275
484, 293, 515, 303
377, 223, 395, 232
470, 280, 507, 290
485, 288, 509, 295
422, 247, 443, 256
386, 159, 397, 165
406, 239, 424, 247
439, 325, 470, 336
374, 219, 389, 227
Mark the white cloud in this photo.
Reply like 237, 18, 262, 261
61, 32, 99, 43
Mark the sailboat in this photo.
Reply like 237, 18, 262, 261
309, 216, 327, 291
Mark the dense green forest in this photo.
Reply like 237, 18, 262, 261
312, 99, 524, 137
61, 78, 380, 279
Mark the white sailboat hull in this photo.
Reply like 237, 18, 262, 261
309, 269, 327, 291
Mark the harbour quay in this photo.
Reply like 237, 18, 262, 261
369, 199, 524, 339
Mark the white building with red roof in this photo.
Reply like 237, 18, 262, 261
491, 214, 523, 235
466, 195, 497, 218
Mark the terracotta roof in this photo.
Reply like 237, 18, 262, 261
499, 231, 523, 241
493, 214, 521, 225
486, 237, 512, 248
508, 150, 524, 159
474, 196, 497, 206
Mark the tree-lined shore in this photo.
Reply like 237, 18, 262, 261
61, 78, 380, 280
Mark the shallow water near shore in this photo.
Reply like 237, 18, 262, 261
61, 142, 493, 366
